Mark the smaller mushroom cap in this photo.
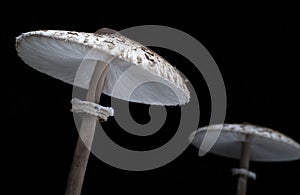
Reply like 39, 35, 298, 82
190, 124, 300, 162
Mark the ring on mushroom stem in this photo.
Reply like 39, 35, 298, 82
71, 98, 114, 121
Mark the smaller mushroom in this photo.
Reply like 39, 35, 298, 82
190, 123, 300, 195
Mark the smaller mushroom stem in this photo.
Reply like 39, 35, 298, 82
236, 136, 251, 195
65, 61, 109, 195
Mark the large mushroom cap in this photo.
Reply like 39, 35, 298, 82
16, 30, 190, 106
190, 124, 300, 162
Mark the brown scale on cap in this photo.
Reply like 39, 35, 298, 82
95, 28, 120, 35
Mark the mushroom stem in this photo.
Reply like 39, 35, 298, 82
65, 61, 109, 195
95, 64, 110, 104
236, 136, 251, 195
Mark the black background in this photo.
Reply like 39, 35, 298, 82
2, 1, 300, 195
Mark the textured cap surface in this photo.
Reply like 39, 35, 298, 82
190, 124, 300, 162
16, 30, 190, 106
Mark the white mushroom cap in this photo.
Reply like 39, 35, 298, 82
16, 30, 190, 106
190, 124, 300, 162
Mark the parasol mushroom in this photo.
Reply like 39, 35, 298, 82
16, 28, 190, 195
190, 123, 300, 195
